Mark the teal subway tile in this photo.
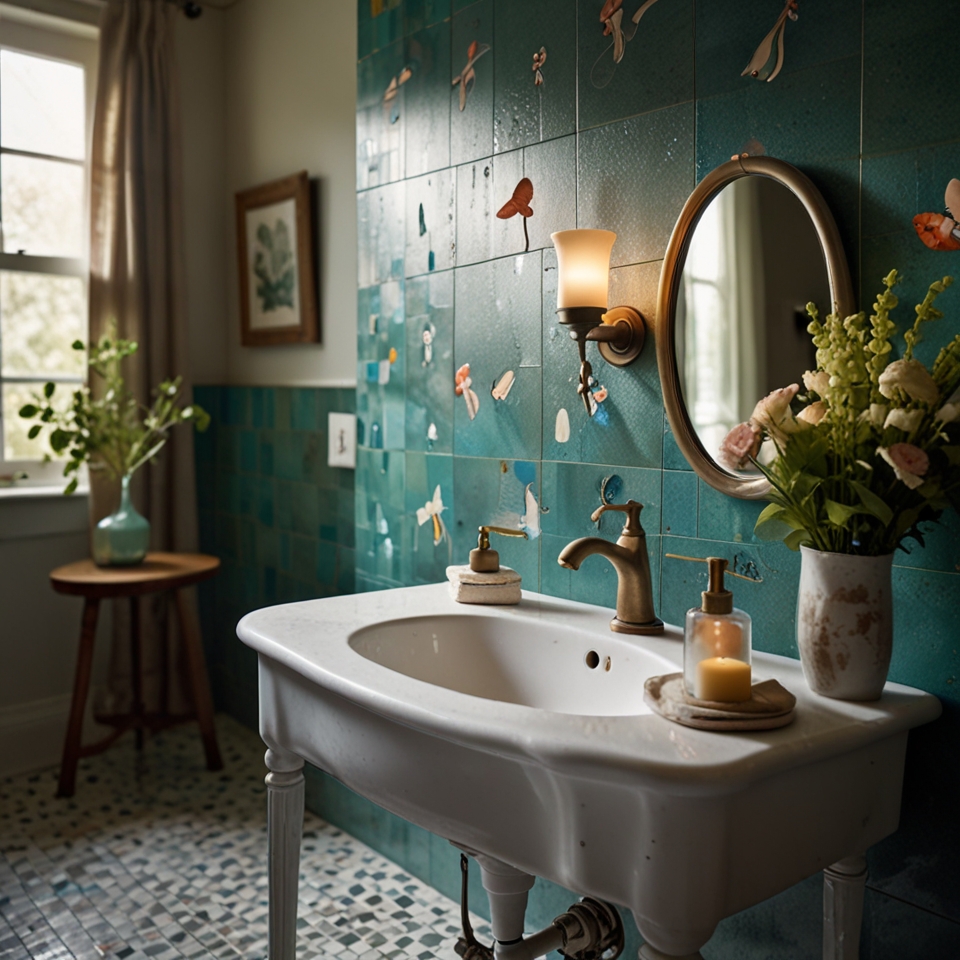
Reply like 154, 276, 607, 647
453, 253, 542, 461
221, 386, 249, 427
663, 422, 693, 471
863, 3, 960, 156
338, 518, 356, 550
539, 460, 661, 541
492, 0, 576, 153
262, 565, 278, 604
337, 547, 356, 593
519, 135, 577, 252
259, 434, 274, 476
239, 517, 256, 567
405, 168, 456, 277
405, 451, 454, 584
405, 270, 455, 453
452, 455, 540, 589
317, 541, 338, 585
274, 388, 292, 431
239, 473, 256, 516
275, 480, 293, 532
216, 427, 240, 472
291, 482, 320, 537
542, 255, 665, 468
257, 477, 274, 527
661, 470, 697, 538
320, 523, 337, 542
291, 388, 319, 431
257, 523, 278, 568
290, 534, 317, 584
240, 429, 257, 472
450, 0, 494, 166
250, 387, 275, 429
404, 19, 452, 177
578, 104, 695, 268
577, 0, 693, 131
279, 531, 291, 571
220, 471, 241, 515
696, 56, 861, 180
215, 514, 240, 562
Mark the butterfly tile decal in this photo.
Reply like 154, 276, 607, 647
452, 40, 492, 112
455, 362, 480, 419
742, 0, 799, 83
532, 47, 546, 86
591, 0, 661, 89
416, 484, 448, 545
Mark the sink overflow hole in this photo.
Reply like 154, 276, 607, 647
585, 651, 600, 669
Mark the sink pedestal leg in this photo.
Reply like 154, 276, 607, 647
638, 946, 703, 960
823, 855, 867, 960
266, 747, 305, 960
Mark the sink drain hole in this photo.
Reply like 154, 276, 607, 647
585, 650, 600, 669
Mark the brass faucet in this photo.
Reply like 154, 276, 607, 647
557, 500, 663, 635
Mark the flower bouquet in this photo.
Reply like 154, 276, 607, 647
720, 270, 959, 699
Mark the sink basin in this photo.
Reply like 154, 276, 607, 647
239, 583, 940, 957
349, 613, 671, 715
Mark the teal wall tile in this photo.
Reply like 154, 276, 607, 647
455, 150, 525, 265
358, 181, 406, 288
520, 135, 577, 251
454, 253, 542, 460
578, 104, 695, 268
404, 0, 451, 34
405, 451, 455, 583
404, 19, 452, 177
405, 168, 456, 276
357, 39, 406, 190
662, 469, 697, 538
492, 0, 576, 153
452, 455, 541, 587
863, 2, 960, 157
577, 0, 693, 132
450, 0, 494, 166
405, 270, 455, 452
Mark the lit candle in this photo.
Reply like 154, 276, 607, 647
695, 657, 752, 702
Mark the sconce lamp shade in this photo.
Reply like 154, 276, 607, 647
551, 229, 616, 310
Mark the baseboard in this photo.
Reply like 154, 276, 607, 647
0, 691, 108, 778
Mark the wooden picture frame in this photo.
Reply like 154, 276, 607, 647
236, 171, 319, 346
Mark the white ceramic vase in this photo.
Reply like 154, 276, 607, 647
796, 545, 894, 701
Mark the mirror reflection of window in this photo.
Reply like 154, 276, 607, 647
679, 177, 765, 462
677, 175, 828, 471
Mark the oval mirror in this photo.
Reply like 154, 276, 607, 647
657, 156, 854, 499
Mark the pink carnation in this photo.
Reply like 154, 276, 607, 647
719, 421, 762, 471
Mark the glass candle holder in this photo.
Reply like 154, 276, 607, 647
683, 606, 753, 702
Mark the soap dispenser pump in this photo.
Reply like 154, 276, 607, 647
666, 554, 756, 702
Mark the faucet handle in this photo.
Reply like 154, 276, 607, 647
471, 525, 529, 572
590, 499, 645, 537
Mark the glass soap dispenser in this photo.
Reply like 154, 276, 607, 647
668, 554, 754, 703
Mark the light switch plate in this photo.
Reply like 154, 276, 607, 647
327, 412, 356, 469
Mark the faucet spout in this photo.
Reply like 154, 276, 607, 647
557, 502, 663, 635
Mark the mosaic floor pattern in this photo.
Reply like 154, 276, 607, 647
0, 717, 490, 960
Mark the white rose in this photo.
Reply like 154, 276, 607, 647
802, 370, 830, 397
935, 387, 960, 423
796, 401, 826, 425
878, 359, 939, 405
883, 407, 923, 433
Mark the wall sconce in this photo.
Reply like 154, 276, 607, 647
551, 229, 647, 416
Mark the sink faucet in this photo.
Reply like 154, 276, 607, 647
557, 500, 664, 635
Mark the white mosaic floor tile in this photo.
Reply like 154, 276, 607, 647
1, 717, 491, 960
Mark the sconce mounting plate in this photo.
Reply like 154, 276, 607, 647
592, 306, 645, 367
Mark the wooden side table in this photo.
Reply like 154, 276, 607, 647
50, 552, 223, 797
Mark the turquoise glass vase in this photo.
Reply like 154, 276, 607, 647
92, 473, 151, 566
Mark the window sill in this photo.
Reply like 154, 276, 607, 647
0, 485, 90, 541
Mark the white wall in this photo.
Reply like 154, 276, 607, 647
222, 0, 358, 386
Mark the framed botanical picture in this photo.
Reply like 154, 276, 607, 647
235, 171, 319, 346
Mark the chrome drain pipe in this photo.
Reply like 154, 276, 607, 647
454, 853, 625, 960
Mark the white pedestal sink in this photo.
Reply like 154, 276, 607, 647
238, 583, 940, 960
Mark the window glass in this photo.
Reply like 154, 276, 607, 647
1, 271, 86, 377
0, 49, 85, 159
1, 154, 84, 256
2, 380, 74, 461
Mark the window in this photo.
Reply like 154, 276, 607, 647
0, 12, 97, 483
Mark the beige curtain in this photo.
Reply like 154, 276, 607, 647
88, 0, 198, 716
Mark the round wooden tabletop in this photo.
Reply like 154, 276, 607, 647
50, 552, 220, 598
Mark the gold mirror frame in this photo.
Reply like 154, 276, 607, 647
656, 155, 855, 499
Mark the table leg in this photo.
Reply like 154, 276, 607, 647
823, 855, 867, 960
266, 747, 304, 960
57, 597, 100, 798
130, 595, 144, 750
175, 589, 223, 770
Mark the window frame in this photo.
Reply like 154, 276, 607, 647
0, 11, 98, 485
